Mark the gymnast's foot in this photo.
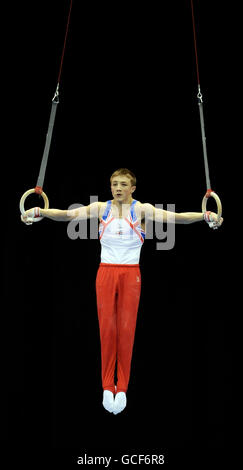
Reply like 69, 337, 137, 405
113, 392, 127, 415
102, 390, 114, 413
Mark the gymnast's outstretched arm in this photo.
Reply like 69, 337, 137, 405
21, 202, 102, 224
137, 203, 223, 227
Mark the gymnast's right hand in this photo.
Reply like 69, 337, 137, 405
21, 207, 43, 224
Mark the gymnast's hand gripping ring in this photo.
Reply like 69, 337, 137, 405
201, 190, 222, 229
19, 188, 49, 223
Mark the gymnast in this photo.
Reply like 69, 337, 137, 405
21, 168, 223, 414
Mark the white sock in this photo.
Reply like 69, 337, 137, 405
102, 390, 114, 413
113, 392, 127, 415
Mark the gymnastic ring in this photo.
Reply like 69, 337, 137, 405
201, 190, 222, 223
19, 188, 49, 222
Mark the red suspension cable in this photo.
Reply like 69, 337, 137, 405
190, 0, 200, 86
57, 0, 73, 85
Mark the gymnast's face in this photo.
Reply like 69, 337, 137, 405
111, 175, 136, 204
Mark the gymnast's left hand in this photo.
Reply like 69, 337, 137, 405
206, 211, 223, 228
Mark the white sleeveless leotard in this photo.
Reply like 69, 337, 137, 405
99, 200, 145, 264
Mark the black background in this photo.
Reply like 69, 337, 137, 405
4, 0, 232, 466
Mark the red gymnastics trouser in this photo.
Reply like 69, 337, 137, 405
96, 263, 141, 394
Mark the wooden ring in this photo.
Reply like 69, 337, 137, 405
202, 191, 222, 223
19, 188, 49, 222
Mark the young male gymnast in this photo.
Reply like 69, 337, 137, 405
21, 168, 223, 414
